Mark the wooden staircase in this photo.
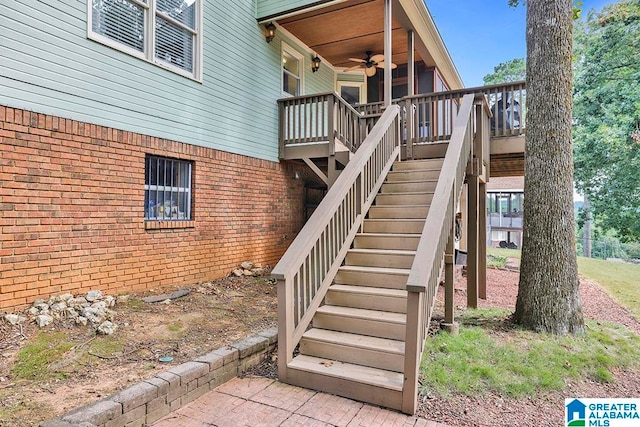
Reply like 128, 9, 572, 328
283, 158, 443, 410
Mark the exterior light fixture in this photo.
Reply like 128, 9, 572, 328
311, 54, 321, 73
265, 22, 276, 43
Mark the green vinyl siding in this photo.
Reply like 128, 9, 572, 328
337, 74, 366, 83
0, 0, 335, 162
257, 0, 327, 20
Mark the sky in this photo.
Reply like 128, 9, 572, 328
426, 0, 615, 87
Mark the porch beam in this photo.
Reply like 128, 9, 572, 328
302, 158, 328, 185
384, 0, 392, 107
467, 170, 479, 309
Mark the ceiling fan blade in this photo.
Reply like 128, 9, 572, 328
376, 62, 398, 69
370, 54, 384, 62
344, 64, 364, 72
348, 58, 367, 63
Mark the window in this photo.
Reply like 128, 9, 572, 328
282, 44, 302, 96
144, 155, 192, 220
89, 0, 202, 80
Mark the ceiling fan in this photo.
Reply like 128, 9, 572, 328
344, 51, 397, 77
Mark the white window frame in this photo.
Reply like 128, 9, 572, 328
87, 0, 203, 81
281, 43, 304, 97
337, 81, 366, 104
144, 155, 193, 221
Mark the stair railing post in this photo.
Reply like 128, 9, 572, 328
402, 290, 423, 414
276, 276, 293, 381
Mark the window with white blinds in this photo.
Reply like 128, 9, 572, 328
89, 0, 202, 80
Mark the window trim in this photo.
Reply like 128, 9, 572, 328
337, 81, 366, 105
281, 42, 304, 97
87, 0, 203, 82
144, 155, 193, 222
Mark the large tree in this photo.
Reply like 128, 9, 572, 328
573, 0, 640, 242
513, 0, 585, 334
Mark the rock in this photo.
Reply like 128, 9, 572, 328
251, 268, 265, 276
242, 269, 253, 276
104, 295, 116, 307
33, 299, 46, 306
232, 269, 244, 277
34, 303, 49, 312
81, 307, 104, 324
69, 297, 89, 308
91, 301, 107, 311
4, 314, 23, 325
253, 262, 263, 269
35, 314, 54, 328
116, 295, 129, 305
162, 299, 171, 305
59, 293, 74, 302
27, 307, 39, 316
50, 301, 68, 313
76, 316, 88, 326
97, 321, 116, 335
240, 261, 254, 270
65, 307, 79, 319
85, 290, 103, 302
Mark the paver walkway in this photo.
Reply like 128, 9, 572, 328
153, 376, 450, 427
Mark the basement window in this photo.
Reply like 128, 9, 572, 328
144, 155, 192, 220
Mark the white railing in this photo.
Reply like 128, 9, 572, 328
273, 105, 401, 379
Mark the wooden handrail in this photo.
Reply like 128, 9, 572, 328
401, 93, 489, 413
274, 105, 401, 380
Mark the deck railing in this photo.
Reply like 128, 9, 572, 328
273, 105, 401, 380
401, 94, 490, 413
278, 92, 378, 158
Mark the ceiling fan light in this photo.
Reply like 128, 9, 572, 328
365, 67, 376, 77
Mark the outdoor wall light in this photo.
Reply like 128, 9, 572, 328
311, 54, 321, 73
265, 22, 276, 43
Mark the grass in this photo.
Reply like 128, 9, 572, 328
486, 247, 640, 320
12, 332, 76, 380
420, 309, 640, 397
487, 253, 508, 268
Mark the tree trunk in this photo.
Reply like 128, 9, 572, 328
514, 0, 585, 334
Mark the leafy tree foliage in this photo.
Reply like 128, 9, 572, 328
573, 0, 640, 242
483, 58, 526, 85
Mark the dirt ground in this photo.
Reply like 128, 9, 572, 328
0, 274, 278, 426
1, 261, 639, 427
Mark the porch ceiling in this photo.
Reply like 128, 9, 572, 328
278, 0, 436, 71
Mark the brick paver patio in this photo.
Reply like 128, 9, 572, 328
152, 376, 450, 427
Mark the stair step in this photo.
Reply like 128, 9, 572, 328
368, 205, 429, 219
353, 233, 420, 250
381, 180, 437, 193
375, 192, 434, 206
393, 158, 444, 171
314, 305, 406, 340
362, 219, 425, 234
299, 329, 405, 372
326, 284, 407, 313
335, 265, 409, 289
345, 248, 415, 269
286, 355, 403, 410
386, 170, 440, 182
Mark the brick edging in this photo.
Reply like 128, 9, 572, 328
40, 327, 278, 427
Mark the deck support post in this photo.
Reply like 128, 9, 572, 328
442, 215, 458, 333
479, 181, 487, 299
466, 166, 479, 309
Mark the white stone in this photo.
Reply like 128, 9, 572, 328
91, 301, 107, 311
82, 307, 103, 324
116, 295, 129, 305
232, 269, 244, 277
69, 297, 89, 308
242, 269, 253, 276
35, 314, 54, 328
49, 301, 67, 313
65, 307, 79, 318
240, 261, 254, 270
27, 307, 39, 316
97, 321, 117, 335
34, 303, 49, 312
4, 314, 21, 325
76, 316, 88, 326
104, 295, 116, 307
85, 290, 103, 302
59, 293, 74, 302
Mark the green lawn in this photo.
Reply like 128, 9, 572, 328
420, 310, 640, 397
487, 247, 640, 320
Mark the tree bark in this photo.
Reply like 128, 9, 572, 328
514, 0, 585, 334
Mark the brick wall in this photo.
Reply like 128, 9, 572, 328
0, 106, 313, 310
